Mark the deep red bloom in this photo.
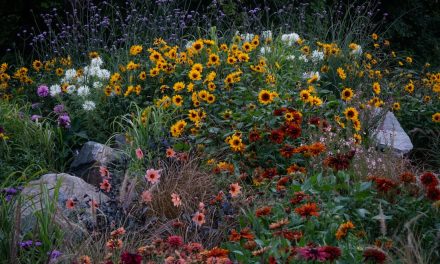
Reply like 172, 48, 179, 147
321, 246, 341, 262
399, 172, 416, 183
276, 176, 290, 191
273, 108, 287, 116
426, 186, 440, 201
363, 247, 387, 263
297, 246, 329, 261
370, 177, 398, 193
280, 144, 296, 158
255, 206, 272, 217
249, 129, 261, 142
420, 172, 439, 188
283, 123, 302, 139
120, 251, 142, 264
262, 168, 278, 179
167, 235, 184, 247
269, 129, 285, 144
290, 191, 308, 205
295, 202, 320, 218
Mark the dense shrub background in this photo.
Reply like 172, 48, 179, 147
1, 0, 439, 66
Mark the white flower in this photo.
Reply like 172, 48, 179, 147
77, 85, 90, 97
262, 30, 272, 40
93, 81, 102, 89
82, 100, 96, 111
260, 46, 271, 54
97, 69, 110, 80
298, 54, 309, 62
286, 55, 296, 61
90, 57, 103, 68
77, 75, 86, 84
241, 33, 255, 42
66, 85, 76, 94
351, 44, 363, 56
302, 71, 321, 81
311, 50, 324, 62
281, 33, 300, 45
185, 41, 194, 50
49, 84, 61, 97
63, 69, 77, 82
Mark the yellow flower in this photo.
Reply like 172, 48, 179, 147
258, 90, 273, 104
149, 67, 160, 77
191, 40, 204, 52
341, 88, 354, 101
172, 95, 183, 107
344, 107, 359, 121
371, 33, 378, 40
138, 71, 147, 80
228, 135, 245, 152
432, 113, 440, 123
392, 102, 400, 111
55, 68, 64, 76
404, 82, 415, 94
206, 93, 216, 104
32, 60, 43, 71
299, 89, 311, 102
188, 69, 202, 81
337, 67, 346, 80
372, 82, 381, 95
309, 96, 322, 106
130, 45, 143, 56
173, 82, 185, 92
198, 90, 208, 101
170, 120, 187, 137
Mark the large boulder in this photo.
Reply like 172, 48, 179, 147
70, 141, 126, 185
373, 111, 413, 155
20, 173, 109, 236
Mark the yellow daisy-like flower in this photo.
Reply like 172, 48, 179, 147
170, 120, 187, 137
188, 69, 202, 81
309, 96, 322, 106
55, 68, 64, 76
341, 88, 354, 101
242, 42, 252, 52
138, 71, 147, 81
173, 82, 185, 92
337, 67, 346, 80
432, 113, 440, 123
228, 135, 245, 152
404, 82, 415, 93
172, 95, 183, 107
198, 90, 208, 101
206, 93, 216, 104
344, 107, 359, 121
392, 102, 400, 111
258, 90, 272, 104
372, 82, 381, 95
192, 40, 204, 52
32, 60, 43, 71
299, 89, 311, 102
130, 45, 143, 56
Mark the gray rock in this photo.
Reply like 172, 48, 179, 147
20, 173, 109, 237
70, 141, 126, 185
373, 111, 413, 155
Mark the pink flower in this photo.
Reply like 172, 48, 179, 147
135, 148, 144, 160
99, 166, 111, 178
298, 246, 330, 262
100, 179, 111, 192
229, 183, 242, 198
145, 168, 161, 184
166, 147, 176, 158
141, 190, 153, 203
192, 211, 206, 226
171, 193, 182, 207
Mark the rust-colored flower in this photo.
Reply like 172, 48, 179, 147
420, 172, 439, 188
269, 218, 290, 229
255, 206, 272, 217
399, 171, 416, 183
269, 129, 285, 144
295, 202, 320, 218
290, 191, 309, 205
363, 247, 387, 263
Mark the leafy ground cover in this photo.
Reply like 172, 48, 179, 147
0, 1, 439, 263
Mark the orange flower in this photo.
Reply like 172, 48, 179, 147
106, 239, 123, 250
79, 255, 92, 264
229, 229, 241, 241
229, 183, 242, 197
336, 221, 355, 240
294, 202, 320, 218
111, 227, 126, 238
269, 218, 290, 229
192, 211, 206, 226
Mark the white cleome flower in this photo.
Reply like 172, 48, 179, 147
49, 84, 61, 97
261, 30, 272, 40
286, 55, 296, 61
77, 85, 90, 97
311, 50, 324, 62
302, 71, 321, 81
298, 54, 309, 62
93, 81, 102, 89
82, 100, 96, 111
350, 45, 363, 56
260, 46, 271, 54
96, 69, 110, 80
281, 33, 300, 45
63, 69, 77, 82
241, 33, 255, 42
90, 57, 103, 68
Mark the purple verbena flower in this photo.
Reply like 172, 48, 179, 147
37, 85, 49, 97
57, 114, 71, 128
31, 115, 42, 122
53, 104, 65, 114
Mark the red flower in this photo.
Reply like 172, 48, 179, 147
262, 168, 278, 179
290, 192, 308, 205
276, 176, 290, 191
249, 129, 261, 142
283, 123, 302, 139
321, 246, 342, 262
280, 144, 296, 158
420, 172, 439, 188
363, 247, 387, 263
426, 186, 440, 201
269, 129, 285, 144
167, 235, 184, 247
370, 177, 398, 193
120, 252, 142, 264
273, 108, 287, 116
297, 246, 329, 262
399, 172, 416, 183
